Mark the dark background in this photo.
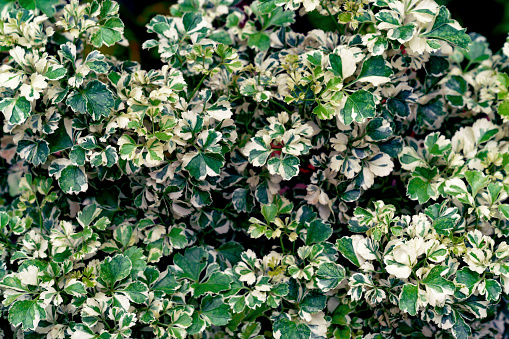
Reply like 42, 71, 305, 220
114, 0, 509, 67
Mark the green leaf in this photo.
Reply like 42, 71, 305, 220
316, 263, 345, 292
455, 268, 480, 296
184, 152, 225, 181
465, 170, 490, 197
313, 103, 335, 120
417, 97, 445, 129
451, 311, 471, 339
77, 203, 101, 228
58, 165, 88, 195
421, 7, 471, 49
0, 96, 31, 125
301, 291, 326, 314
64, 282, 87, 296
366, 118, 393, 141
66, 80, 115, 120
119, 281, 148, 303
90, 17, 124, 48
46, 121, 73, 153
273, 318, 311, 339
16, 139, 49, 166
499, 204, 509, 219
399, 283, 418, 316
305, 220, 333, 245
421, 266, 455, 294
267, 155, 299, 180
389, 23, 416, 43
336, 237, 360, 266
114, 224, 133, 248
200, 296, 232, 326
407, 167, 439, 204
8, 300, 45, 331
124, 247, 147, 277
340, 90, 376, 125
174, 247, 208, 282
265, 7, 295, 27
483, 279, 502, 301
246, 137, 272, 166
357, 56, 393, 85
192, 272, 232, 297
247, 32, 271, 50
19, 0, 58, 16
499, 100, 509, 117
232, 188, 254, 213
424, 132, 451, 156
69, 146, 86, 166
99, 254, 132, 287
153, 270, 180, 295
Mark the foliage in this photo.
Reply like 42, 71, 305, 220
0, 0, 508, 338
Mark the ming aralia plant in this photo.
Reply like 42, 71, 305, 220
0, 0, 508, 338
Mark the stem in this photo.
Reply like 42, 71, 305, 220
269, 99, 292, 114
325, 6, 342, 34
187, 65, 219, 102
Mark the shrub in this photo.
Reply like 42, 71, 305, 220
0, 0, 508, 338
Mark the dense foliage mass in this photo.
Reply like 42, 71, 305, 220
0, 0, 508, 338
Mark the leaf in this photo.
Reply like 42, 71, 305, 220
152, 270, 180, 295
387, 91, 412, 117
114, 224, 133, 248
119, 281, 149, 303
192, 272, 232, 297
64, 281, 87, 296
200, 296, 231, 326
99, 254, 132, 287
245, 137, 272, 166
183, 152, 225, 181
8, 300, 45, 331
407, 167, 439, 204
316, 262, 345, 292
247, 32, 271, 50
77, 203, 101, 228
46, 121, 73, 153
174, 247, 208, 282
499, 205, 509, 219
417, 97, 445, 129
482, 279, 502, 301
451, 311, 471, 339
267, 155, 299, 180
340, 90, 376, 125
16, 139, 49, 166
389, 23, 416, 43
421, 7, 471, 49
421, 266, 455, 294
336, 237, 360, 266
300, 291, 326, 313
357, 56, 393, 85
455, 267, 480, 296
399, 283, 418, 316
66, 80, 115, 120
124, 247, 147, 277
58, 165, 88, 195
0, 96, 31, 125
305, 219, 333, 245
232, 188, 254, 213
273, 318, 311, 339
499, 100, 509, 117
18, 0, 58, 16
90, 17, 124, 48
313, 103, 335, 120
465, 171, 490, 197
366, 118, 393, 141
